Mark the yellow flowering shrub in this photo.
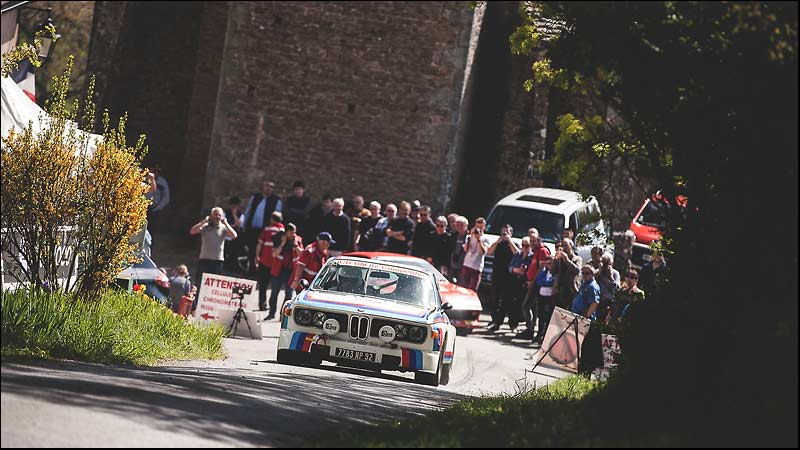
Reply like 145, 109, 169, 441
1, 56, 150, 299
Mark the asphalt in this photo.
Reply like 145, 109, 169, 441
1, 314, 567, 448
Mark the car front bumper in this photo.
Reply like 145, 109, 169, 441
278, 329, 449, 373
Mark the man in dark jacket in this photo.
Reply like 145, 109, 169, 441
242, 181, 282, 274
283, 180, 311, 237
320, 197, 351, 256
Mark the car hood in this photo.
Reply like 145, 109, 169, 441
296, 290, 434, 323
438, 281, 483, 311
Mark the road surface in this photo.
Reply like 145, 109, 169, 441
2, 315, 565, 447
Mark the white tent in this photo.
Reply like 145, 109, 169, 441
1, 76, 101, 155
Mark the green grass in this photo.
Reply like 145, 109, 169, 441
318, 375, 680, 447
1, 289, 226, 365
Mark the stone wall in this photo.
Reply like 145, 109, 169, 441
202, 1, 475, 216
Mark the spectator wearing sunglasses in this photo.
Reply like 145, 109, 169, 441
609, 269, 646, 322
411, 205, 437, 260
429, 216, 453, 275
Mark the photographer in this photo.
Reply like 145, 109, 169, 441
190, 207, 237, 308
487, 225, 520, 332
267, 223, 303, 319
459, 224, 489, 291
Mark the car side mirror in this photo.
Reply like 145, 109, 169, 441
299, 279, 310, 290
441, 302, 454, 312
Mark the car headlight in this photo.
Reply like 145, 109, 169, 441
294, 309, 313, 326
408, 326, 427, 343
394, 324, 409, 339
312, 311, 327, 328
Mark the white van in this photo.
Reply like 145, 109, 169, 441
480, 187, 612, 286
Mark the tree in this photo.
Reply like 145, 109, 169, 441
513, 2, 797, 445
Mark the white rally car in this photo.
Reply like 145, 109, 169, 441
277, 256, 457, 386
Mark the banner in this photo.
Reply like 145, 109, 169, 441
194, 273, 259, 331
534, 307, 591, 373
592, 334, 620, 381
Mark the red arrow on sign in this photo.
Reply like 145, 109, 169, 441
201, 313, 218, 320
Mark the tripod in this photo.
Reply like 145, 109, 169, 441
228, 285, 254, 338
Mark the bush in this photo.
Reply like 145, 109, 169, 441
1, 289, 226, 365
1, 55, 150, 299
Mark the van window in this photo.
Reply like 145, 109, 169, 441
577, 205, 601, 233
485, 206, 564, 243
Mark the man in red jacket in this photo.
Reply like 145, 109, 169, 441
518, 228, 551, 340
290, 232, 333, 291
254, 212, 284, 311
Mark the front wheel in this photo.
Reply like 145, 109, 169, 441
415, 336, 447, 387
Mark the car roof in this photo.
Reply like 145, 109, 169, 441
331, 256, 434, 279
345, 252, 447, 282
493, 187, 593, 215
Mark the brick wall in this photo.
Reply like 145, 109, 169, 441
203, 1, 475, 215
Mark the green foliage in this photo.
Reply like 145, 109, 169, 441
319, 376, 682, 447
1, 289, 226, 365
0, 22, 57, 78
1, 55, 151, 299
511, 1, 797, 445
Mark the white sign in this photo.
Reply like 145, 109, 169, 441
593, 334, 620, 381
194, 273, 258, 326
535, 307, 592, 373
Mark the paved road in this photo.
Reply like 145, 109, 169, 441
2, 315, 565, 447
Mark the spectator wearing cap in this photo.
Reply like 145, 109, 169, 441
242, 181, 283, 273
411, 205, 437, 260
355, 201, 383, 251
254, 211, 285, 311
268, 223, 304, 319
321, 198, 351, 257
307, 193, 333, 241
291, 232, 333, 290
386, 201, 416, 255
409, 200, 422, 223
283, 181, 312, 237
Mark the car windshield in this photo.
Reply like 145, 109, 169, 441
486, 206, 564, 243
637, 200, 677, 228
375, 257, 447, 283
312, 261, 436, 308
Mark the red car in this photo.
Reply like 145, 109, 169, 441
345, 252, 484, 335
629, 192, 687, 269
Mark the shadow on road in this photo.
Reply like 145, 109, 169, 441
2, 359, 463, 447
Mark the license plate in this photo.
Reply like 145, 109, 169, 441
334, 348, 376, 362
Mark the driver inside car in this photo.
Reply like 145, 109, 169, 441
332, 265, 366, 294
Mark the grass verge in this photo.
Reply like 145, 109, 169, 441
318, 375, 680, 447
1, 289, 226, 365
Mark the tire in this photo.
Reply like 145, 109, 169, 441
415, 335, 447, 387
440, 342, 454, 386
